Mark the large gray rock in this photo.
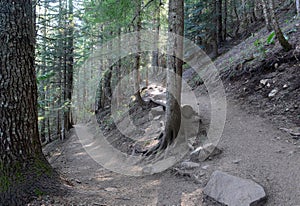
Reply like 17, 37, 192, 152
204, 171, 267, 206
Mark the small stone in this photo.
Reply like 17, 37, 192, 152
202, 165, 210, 170
104, 187, 118, 192
190, 143, 222, 161
233, 159, 242, 164
153, 115, 161, 120
274, 63, 279, 69
260, 79, 269, 85
268, 88, 278, 98
283, 84, 288, 89
181, 161, 200, 169
75, 179, 81, 184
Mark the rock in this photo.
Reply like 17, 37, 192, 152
280, 127, 300, 137
259, 79, 269, 86
204, 171, 267, 206
153, 115, 161, 120
190, 143, 222, 161
181, 104, 197, 119
232, 159, 242, 164
202, 165, 210, 170
104, 187, 118, 192
268, 88, 278, 98
150, 106, 164, 116
75, 179, 81, 184
283, 84, 288, 89
180, 161, 200, 169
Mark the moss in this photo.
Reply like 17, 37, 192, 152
0, 174, 11, 192
34, 188, 45, 196
34, 157, 52, 177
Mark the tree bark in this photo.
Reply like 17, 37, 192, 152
217, 0, 223, 43
233, 0, 240, 38
223, 0, 228, 40
211, 0, 219, 58
0, 1, 55, 204
152, 0, 161, 73
64, 0, 74, 131
134, 0, 145, 106
161, 0, 184, 149
268, 0, 293, 51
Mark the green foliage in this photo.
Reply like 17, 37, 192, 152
266, 31, 275, 45
254, 39, 267, 57
0, 173, 11, 192
37, 71, 55, 84
34, 188, 45, 197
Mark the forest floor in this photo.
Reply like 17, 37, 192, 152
28, 93, 300, 205
28, 14, 300, 206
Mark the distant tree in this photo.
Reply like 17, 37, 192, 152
0, 0, 55, 204
217, 0, 223, 43
261, 0, 273, 31
296, 0, 300, 15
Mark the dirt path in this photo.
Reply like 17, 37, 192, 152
29, 94, 300, 206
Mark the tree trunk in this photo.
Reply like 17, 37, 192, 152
296, 0, 300, 15
217, 0, 223, 43
134, 0, 145, 106
242, 0, 249, 34
261, 0, 273, 31
0, 1, 55, 204
152, 0, 161, 73
268, 0, 293, 51
223, 0, 228, 40
161, 0, 184, 149
233, 0, 240, 38
211, 0, 219, 58
64, 0, 74, 131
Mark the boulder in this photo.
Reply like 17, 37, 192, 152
204, 171, 267, 206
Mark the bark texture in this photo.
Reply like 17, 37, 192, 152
0, 1, 56, 205
162, 0, 184, 149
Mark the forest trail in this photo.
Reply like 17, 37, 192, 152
31, 94, 300, 205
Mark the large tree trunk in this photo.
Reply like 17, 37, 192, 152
160, 0, 184, 149
0, 1, 56, 204
268, 0, 293, 51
